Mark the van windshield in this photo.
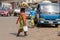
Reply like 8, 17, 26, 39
39, 3, 60, 14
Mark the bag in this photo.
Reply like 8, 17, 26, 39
23, 26, 28, 32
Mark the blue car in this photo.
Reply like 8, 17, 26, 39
34, 3, 60, 27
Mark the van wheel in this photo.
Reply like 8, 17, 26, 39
1, 15, 3, 16
14, 13, 17, 16
36, 22, 40, 27
55, 24, 58, 27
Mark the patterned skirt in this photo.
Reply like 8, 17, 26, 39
30, 16, 34, 26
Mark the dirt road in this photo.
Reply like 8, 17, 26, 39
0, 17, 60, 40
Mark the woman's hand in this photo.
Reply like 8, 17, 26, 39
16, 21, 18, 24
16, 16, 19, 24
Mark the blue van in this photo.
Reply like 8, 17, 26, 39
34, 3, 60, 27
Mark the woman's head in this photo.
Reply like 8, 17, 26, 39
20, 8, 25, 12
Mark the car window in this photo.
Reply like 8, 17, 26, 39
25, 8, 31, 11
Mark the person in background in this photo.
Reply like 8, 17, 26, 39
30, 8, 36, 28
16, 8, 27, 36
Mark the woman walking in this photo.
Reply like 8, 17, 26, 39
30, 8, 36, 28
16, 8, 27, 36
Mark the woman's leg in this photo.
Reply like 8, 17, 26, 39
24, 31, 27, 36
32, 25, 34, 28
17, 29, 23, 36
31, 19, 35, 28
17, 29, 21, 36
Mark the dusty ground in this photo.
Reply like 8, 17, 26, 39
0, 17, 60, 40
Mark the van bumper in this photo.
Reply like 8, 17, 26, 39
39, 20, 60, 25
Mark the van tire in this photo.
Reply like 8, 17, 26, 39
55, 24, 58, 27
14, 13, 17, 16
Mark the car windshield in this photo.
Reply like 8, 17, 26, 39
0, 7, 8, 10
2, 8, 7, 10
0, 7, 3, 10
39, 3, 60, 14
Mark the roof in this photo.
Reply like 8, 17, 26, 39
41, 1, 52, 3
0, 0, 21, 2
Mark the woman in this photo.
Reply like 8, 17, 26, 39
16, 8, 27, 36
30, 8, 36, 28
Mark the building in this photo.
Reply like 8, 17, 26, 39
0, 0, 44, 3
50, 0, 59, 3
0, 0, 59, 3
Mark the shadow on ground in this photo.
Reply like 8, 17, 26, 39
36, 24, 58, 28
10, 33, 25, 37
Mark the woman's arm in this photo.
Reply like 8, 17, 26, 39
16, 16, 20, 24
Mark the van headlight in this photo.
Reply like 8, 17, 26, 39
39, 18, 45, 20
56, 19, 60, 20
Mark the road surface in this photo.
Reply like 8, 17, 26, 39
0, 17, 60, 40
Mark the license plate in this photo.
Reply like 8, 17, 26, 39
1, 13, 4, 14
49, 21, 53, 24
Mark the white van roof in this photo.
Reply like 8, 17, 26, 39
42, 1, 52, 3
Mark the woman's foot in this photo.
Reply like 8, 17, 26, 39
58, 32, 60, 36
24, 34, 27, 36
24, 32, 27, 36
16, 29, 21, 37
31, 26, 34, 28
16, 34, 20, 37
